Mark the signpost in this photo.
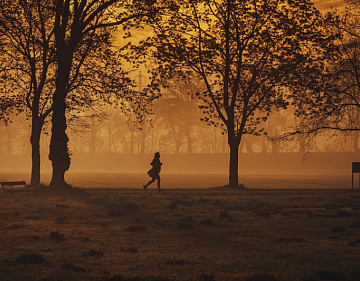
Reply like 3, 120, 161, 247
352, 162, 360, 190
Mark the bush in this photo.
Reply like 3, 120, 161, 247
61, 262, 85, 272
16, 253, 45, 264
82, 249, 104, 258
50, 231, 65, 242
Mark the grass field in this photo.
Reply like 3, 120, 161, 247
1, 187, 360, 281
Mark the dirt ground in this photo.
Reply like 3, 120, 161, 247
0, 187, 360, 281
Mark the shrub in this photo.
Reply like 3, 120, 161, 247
16, 253, 45, 264
50, 231, 65, 242
199, 273, 215, 281
331, 226, 347, 233
82, 249, 104, 258
61, 263, 86, 272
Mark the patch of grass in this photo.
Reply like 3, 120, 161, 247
126, 225, 147, 232
79, 236, 91, 242
56, 203, 69, 208
123, 203, 138, 210
7, 223, 25, 230
30, 235, 40, 240
121, 247, 138, 253
82, 249, 104, 258
331, 226, 347, 233
200, 219, 214, 226
352, 270, 360, 279
219, 211, 234, 222
334, 210, 350, 217
16, 253, 45, 264
61, 262, 86, 272
168, 202, 177, 210
313, 270, 344, 280
275, 237, 304, 243
349, 222, 360, 228
199, 273, 215, 281
107, 204, 123, 217
104, 275, 172, 281
179, 216, 193, 229
256, 210, 271, 217
55, 217, 67, 224
165, 259, 193, 266
50, 231, 65, 242
245, 273, 278, 281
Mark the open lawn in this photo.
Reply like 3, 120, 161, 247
1, 188, 360, 281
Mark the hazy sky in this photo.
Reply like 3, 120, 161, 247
313, 0, 346, 11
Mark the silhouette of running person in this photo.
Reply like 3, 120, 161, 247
143, 152, 162, 191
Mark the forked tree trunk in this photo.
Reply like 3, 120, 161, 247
30, 117, 43, 186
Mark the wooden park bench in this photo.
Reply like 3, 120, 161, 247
1, 181, 30, 193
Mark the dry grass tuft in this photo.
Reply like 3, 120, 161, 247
126, 225, 147, 232
16, 253, 45, 264
50, 231, 65, 242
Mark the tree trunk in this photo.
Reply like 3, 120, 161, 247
30, 117, 43, 186
228, 138, 240, 188
49, 55, 72, 189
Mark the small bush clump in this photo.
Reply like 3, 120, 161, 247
50, 231, 65, 242
82, 249, 104, 258
200, 219, 214, 226
331, 226, 347, 233
61, 262, 86, 272
199, 273, 215, 281
245, 273, 278, 281
168, 202, 177, 210
16, 253, 45, 264
126, 225, 147, 232
121, 247, 138, 253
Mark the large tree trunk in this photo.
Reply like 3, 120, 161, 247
30, 117, 43, 186
228, 138, 240, 188
49, 53, 72, 188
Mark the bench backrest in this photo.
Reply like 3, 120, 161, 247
1, 181, 26, 186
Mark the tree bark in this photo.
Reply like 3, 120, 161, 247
49, 53, 72, 188
228, 138, 240, 188
30, 117, 43, 186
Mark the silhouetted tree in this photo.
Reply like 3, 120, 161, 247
0, 1, 135, 185
49, 0, 156, 188
291, 1, 360, 138
143, 0, 330, 187
0, 0, 56, 185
